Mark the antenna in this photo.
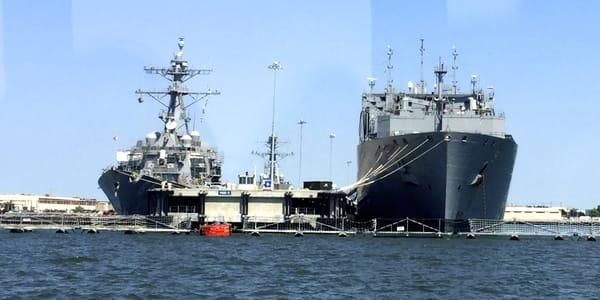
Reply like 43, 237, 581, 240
367, 77, 377, 93
471, 74, 478, 94
433, 57, 447, 132
386, 45, 394, 92
451, 46, 459, 94
192, 112, 196, 130
434, 56, 447, 99
419, 38, 425, 94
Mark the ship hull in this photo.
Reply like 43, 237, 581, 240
356, 132, 517, 225
98, 169, 168, 215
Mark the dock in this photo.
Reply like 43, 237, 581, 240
0, 214, 189, 233
2, 212, 598, 241
147, 186, 351, 226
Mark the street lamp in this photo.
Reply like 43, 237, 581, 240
297, 119, 307, 186
267, 61, 283, 182
329, 133, 336, 182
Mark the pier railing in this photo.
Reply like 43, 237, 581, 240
0, 213, 190, 231
241, 215, 374, 235
469, 219, 600, 236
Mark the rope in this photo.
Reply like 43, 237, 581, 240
340, 138, 434, 192
354, 138, 447, 189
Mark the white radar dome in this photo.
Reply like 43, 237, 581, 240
145, 132, 157, 144
182, 134, 192, 146
190, 130, 200, 142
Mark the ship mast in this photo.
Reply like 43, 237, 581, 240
451, 46, 459, 94
385, 45, 394, 93
419, 38, 426, 94
135, 38, 220, 140
434, 57, 447, 131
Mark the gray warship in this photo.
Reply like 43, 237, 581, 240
98, 38, 221, 215
351, 41, 517, 225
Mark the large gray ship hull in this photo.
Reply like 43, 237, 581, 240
356, 132, 517, 224
98, 169, 179, 215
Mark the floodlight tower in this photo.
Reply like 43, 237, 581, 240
297, 119, 307, 186
329, 133, 336, 181
267, 61, 283, 182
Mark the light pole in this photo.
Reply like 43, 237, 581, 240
297, 119, 307, 186
267, 61, 283, 182
345, 160, 352, 185
329, 133, 336, 182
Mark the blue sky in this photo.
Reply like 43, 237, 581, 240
1, 0, 599, 209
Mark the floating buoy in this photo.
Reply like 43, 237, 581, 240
510, 234, 520, 241
554, 235, 564, 241
56, 228, 69, 234
250, 231, 261, 237
294, 231, 304, 237
466, 233, 476, 239
587, 236, 596, 242
201, 224, 231, 237
338, 232, 348, 237
171, 231, 181, 235
87, 229, 99, 234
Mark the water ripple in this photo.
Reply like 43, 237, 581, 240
0, 232, 598, 298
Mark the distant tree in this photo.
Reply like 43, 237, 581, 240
568, 208, 579, 217
590, 205, 600, 218
72, 206, 86, 214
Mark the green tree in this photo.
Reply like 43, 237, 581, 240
590, 205, 600, 217
72, 206, 86, 214
568, 208, 579, 217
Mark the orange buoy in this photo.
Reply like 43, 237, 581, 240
201, 223, 231, 237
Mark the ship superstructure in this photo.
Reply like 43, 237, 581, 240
352, 41, 517, 224
98, 38, 221, 215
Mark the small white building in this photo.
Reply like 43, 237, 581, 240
504, 205, 567, 222
0, 194, 113, 214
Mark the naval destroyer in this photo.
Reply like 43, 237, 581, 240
98, 38, 221, 215
352, 41, 517, 224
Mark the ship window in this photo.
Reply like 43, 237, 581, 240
408, 101, 412, 107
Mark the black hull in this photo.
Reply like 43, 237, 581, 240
98, 169, 169, 215
356, 132, 517, 222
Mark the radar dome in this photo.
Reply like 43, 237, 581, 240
190, 130, 200, 142
145, 132, 157, 144
182, 134, 192, 146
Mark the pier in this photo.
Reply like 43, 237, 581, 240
2, 213, 598, 241
0, 213, 189, 233
147, 186, 351, 225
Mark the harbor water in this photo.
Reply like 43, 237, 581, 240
1, 231, 598, 298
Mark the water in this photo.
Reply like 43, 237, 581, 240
1, 231, 598, 299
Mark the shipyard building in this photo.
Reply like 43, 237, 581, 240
0, 194, 113, 214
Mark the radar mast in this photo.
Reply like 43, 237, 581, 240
135, 38, 220, 140
451, 46, 459, 94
